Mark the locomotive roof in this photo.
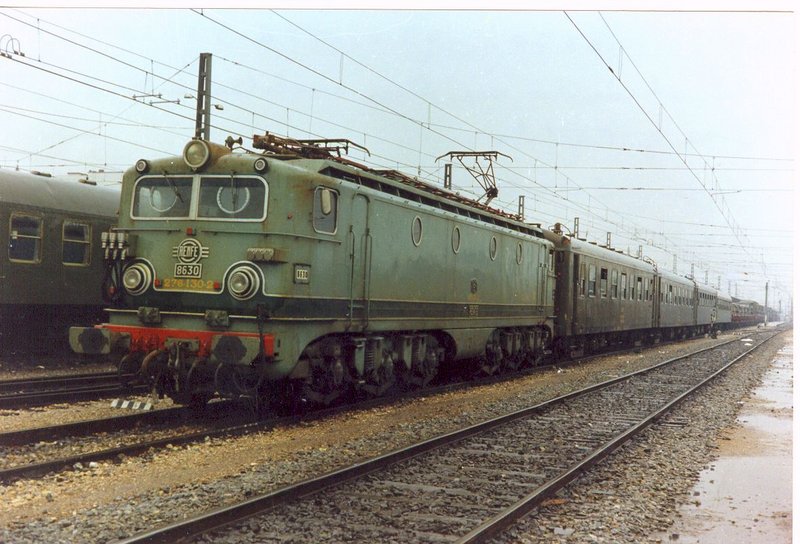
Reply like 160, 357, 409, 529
0, 168, 119, 218
251, 133, 545, 240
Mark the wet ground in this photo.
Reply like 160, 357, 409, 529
653, 336, 793, 543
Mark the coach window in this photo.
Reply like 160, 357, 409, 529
63, 221, 91, 266
636, 276, 643, 301
620, 272, 628, 299
600, 267, 608, 298
648, 279, 654, 301
579, 263, 586, 296
9, 214, 42, 263
610, 269, 618, 298
588, 264, 596, 297
312, 186, 338, 234
668, 285, 674, 304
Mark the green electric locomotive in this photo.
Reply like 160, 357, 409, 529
70, 135, 556, 408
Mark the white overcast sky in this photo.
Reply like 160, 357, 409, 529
0, 3, 795, 308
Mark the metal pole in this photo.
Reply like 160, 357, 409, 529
195, 53, 212, 141
764, 281, 769, 326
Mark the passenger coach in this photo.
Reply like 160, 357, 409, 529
0, 169, 119, 352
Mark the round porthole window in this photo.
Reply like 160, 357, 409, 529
412, 216, 423, 247
452, 226, 461, 254
489, 236, 498, 261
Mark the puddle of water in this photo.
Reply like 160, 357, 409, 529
653, 341, 793, 543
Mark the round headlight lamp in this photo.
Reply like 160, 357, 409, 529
183, 139, 211, 170
253, 157, 268, 173
227, 266, 260, 300
122, 262, 152, 296
135, 159, 149, 173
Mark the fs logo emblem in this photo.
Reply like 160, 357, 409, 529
172, 238, 209, 278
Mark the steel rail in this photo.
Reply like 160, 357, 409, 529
115, 332, 780, 544
0, 372, 145, 408
0, 405, 206, 447
0, 371, 119, 392
455, 332, 777, 543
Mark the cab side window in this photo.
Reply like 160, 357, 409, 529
588, 264, 597, 297
9, 213, 42, 263
313, 187, 338, 234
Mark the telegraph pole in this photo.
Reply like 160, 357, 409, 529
764, 281, 769, 326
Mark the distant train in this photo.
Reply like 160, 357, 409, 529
730, 297, 767, 327
0, 169, 119, 353
70, 134, 750, 409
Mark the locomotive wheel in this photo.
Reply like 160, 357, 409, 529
501, 353, 523, 373
182, 358, 216, 408
478, 342, 503, 376
359, 355, 397, 397
404, 339, 441, 388
259, 379, 303, 416
303, 356, 351, 406
140, 349, 170, 398
214, 363, 260, 400
118, 351, 145, 388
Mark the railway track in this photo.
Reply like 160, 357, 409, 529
0, 332, 758, 485
0, 371, 145, 408
114, 330, 779, 544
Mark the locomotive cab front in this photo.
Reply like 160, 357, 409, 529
71, 139, 299, 406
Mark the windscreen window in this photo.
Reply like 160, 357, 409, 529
132, 177, 193, 218
198, 177, 267, 220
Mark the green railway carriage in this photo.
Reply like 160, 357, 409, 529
655, 269, 703, 336
546, 226, 732, 356
0, 169, 119, 352
715, 293, 733, 327
546, 231, 658, 356
71, 137, 556, 407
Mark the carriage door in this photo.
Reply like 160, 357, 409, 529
652, 275, 661, 329
571, 253, 580, 335
347, 194, 371, 330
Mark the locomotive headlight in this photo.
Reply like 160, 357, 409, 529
253, 157, 268, 173
135, 159, 149, 173
183, 139, 210, 170
227, 266, 260, 300
122, 262, 152, 296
